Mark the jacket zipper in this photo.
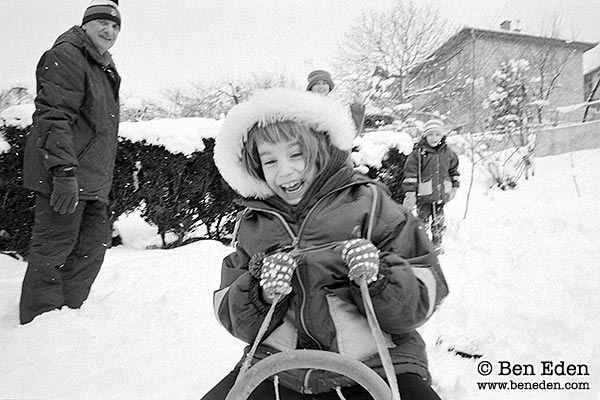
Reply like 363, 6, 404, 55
245, 207, 323, 349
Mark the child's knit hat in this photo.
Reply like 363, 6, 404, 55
213, 88, 355, 199
306, 70, 335, 92
82, 0, 121, 27
421, 119, 446, 137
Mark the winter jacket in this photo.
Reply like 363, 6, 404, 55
23, 26, 121, 204
213, 160, 448, 393
402, 137, 460, 204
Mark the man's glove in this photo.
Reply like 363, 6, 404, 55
341, 238, 379, 284
403, 192, 417, 210
448, 187, 457, 201
260, 252, 298, 300
50, 176, 79, 214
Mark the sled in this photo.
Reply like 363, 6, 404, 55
225, 280, 402, 400
226, 185, 401, 399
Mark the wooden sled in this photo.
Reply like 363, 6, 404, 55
226, 281, 402, 400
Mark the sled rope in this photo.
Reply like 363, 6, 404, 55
363, 184, 401, 400
236, 293, 283, 382
359, 278, 401, 400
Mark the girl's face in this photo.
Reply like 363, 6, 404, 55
425, 131, 444, 147
257, 139, 316, 205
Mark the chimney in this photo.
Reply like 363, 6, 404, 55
500, 20, 511, 31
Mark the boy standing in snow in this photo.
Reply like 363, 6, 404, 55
306, 69, 366, 135
204, 88, 446, 399
402, 119, 460, 253
20, 1, 121, 324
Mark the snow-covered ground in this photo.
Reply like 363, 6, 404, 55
1, 148, 599, 400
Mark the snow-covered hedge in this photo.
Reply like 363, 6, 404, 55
0, 107, 240, 256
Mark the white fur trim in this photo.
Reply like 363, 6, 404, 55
214, 88, 356, 199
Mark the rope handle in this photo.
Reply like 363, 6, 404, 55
361, 183, 401, 400
235, 293, 282, 382
358, 278, 401, 400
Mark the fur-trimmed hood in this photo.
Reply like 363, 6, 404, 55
213, 88, 356, 199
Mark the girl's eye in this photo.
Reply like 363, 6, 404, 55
291, 152, 303, 158
262, 159, 276, 166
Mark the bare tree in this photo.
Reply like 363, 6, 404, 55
163, 72, 297, 119
523, 13, 579, 123
333, 0, 448, 112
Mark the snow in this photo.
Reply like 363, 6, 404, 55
0, 103, 35, 129
0, 105, 223, 156
1, 109, 599, 399
119, 117, 223, 155
352, 128, 414, 169
556, 99, 600, 114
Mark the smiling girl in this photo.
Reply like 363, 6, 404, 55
206, 88, 447, 399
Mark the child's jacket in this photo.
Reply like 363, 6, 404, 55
402, 137, 460, 204
213, 162, 449, 394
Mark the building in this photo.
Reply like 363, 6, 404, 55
583, 64, 600, 121
410, 22, 597, 131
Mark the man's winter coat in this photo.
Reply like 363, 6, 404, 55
402, 137, 460, 204
23, 26, 121, 204
212, 89, 449, 394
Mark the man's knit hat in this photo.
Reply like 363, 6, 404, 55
421, 119, 446, 137
82, 0, 121, 27
306, 70, 335, 92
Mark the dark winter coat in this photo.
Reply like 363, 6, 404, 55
23, 26, 121, 204
402, 137, 460, 204
213, 154, 449, 394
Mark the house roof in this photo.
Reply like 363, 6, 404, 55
412, 26, 598, 75
585, 64, 600, 78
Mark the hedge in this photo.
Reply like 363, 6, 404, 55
0, 125, 241, 258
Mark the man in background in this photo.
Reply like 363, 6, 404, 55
20, 0, 122, 324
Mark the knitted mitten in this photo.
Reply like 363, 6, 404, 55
260, 252, 298, 300
341, 238, 380, 284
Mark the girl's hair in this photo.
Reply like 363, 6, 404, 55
242, 120, 331, 181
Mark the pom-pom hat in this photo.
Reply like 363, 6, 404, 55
82, 0, 121, 27
213, 88, 356, 199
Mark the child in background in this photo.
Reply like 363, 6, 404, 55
306, 69, 366, 135
204, 88, 447, 400
402, 119, 460, 254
